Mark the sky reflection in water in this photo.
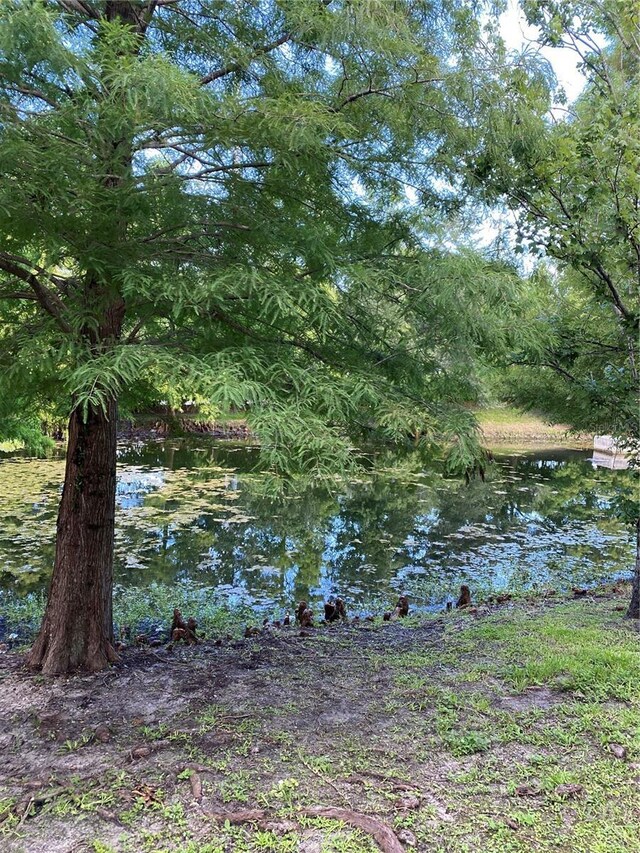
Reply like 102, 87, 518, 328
0, 441, 634, 612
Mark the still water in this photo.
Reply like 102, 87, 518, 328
0, 440, 634, 613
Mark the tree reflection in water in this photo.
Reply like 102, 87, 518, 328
0, 441, 634, 611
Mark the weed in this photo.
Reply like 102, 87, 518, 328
141, 723, 170, 741
91, 842, 118, 853
59, 730, 93, 752
219, 771, 252, 803
444, 730, 491, 756
252, 830, 298, 851
267, 778, 299, 806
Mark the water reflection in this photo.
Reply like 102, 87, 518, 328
0, 442, 634, 610
591, 451, 630, 470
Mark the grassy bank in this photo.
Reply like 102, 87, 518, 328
126, 407, 591, 449
0, 584, 258, 647
3, 407, 588, 453
476, 407, 591, 448
1, 586, 638, 853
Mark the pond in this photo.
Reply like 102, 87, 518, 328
0, 439, 634, 624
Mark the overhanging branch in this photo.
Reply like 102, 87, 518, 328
0, 253, 71, 333
199, 0, 333, 86
56, 0, 99, 19
200, 32, 292, 86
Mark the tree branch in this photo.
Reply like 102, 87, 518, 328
0, 253, 72, 333
199, 0, 333, 85
513, 358, 578, 384
183, 161, 272, 180
200, 32, 292, 86
0, 290, 38, 301
6, 84, 59, 109
335, 77, 443, 112
210, 307, 329, 364
590, 262, 636, 326
56, 0, 99, 20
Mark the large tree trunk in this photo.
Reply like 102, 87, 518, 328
26, 398, 119, 674
626, 516, 640, 619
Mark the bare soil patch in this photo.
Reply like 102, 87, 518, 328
0, 591, 638, 853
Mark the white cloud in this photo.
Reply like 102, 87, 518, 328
499, 0, 588, 103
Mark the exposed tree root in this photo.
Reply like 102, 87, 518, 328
205, 805, 405, 852
303, 806, 405, 852
205, 808, 266, 823
189, 771, 202, 802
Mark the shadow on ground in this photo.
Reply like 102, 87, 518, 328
1, 588, 639, 853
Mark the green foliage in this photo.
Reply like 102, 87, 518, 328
444, 729, 491, 756
0, 0, 519, 471
0, 581, 253, 641
0, 415, 54, 455
463, 1, 639, 463
111, 581, 254, 637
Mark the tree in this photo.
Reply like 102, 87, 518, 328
0, 0, 514, 672
464, 0, 640, 615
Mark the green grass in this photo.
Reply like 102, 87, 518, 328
475, 406, 550, 426
4, 595, 640, 853
457, 604, 640, 700
474, 406, 589, 447
0, 580, 257, 644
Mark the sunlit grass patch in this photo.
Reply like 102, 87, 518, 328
564, 701, 640, 755
453, 603, 640, 701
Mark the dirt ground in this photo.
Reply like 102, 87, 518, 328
1, 590, 639, 853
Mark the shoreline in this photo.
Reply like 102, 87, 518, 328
115, 409, 593, 451
2, 408, 589, 451
476, 407, 591, 449
1, 575, 633, 650
0, 583, 637, 852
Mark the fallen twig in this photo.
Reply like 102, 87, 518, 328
14, 798, 33, 832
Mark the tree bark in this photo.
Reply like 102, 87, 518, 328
626, 516, 640, 619
26, 398, 119, 674
25, 1, 135, 676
